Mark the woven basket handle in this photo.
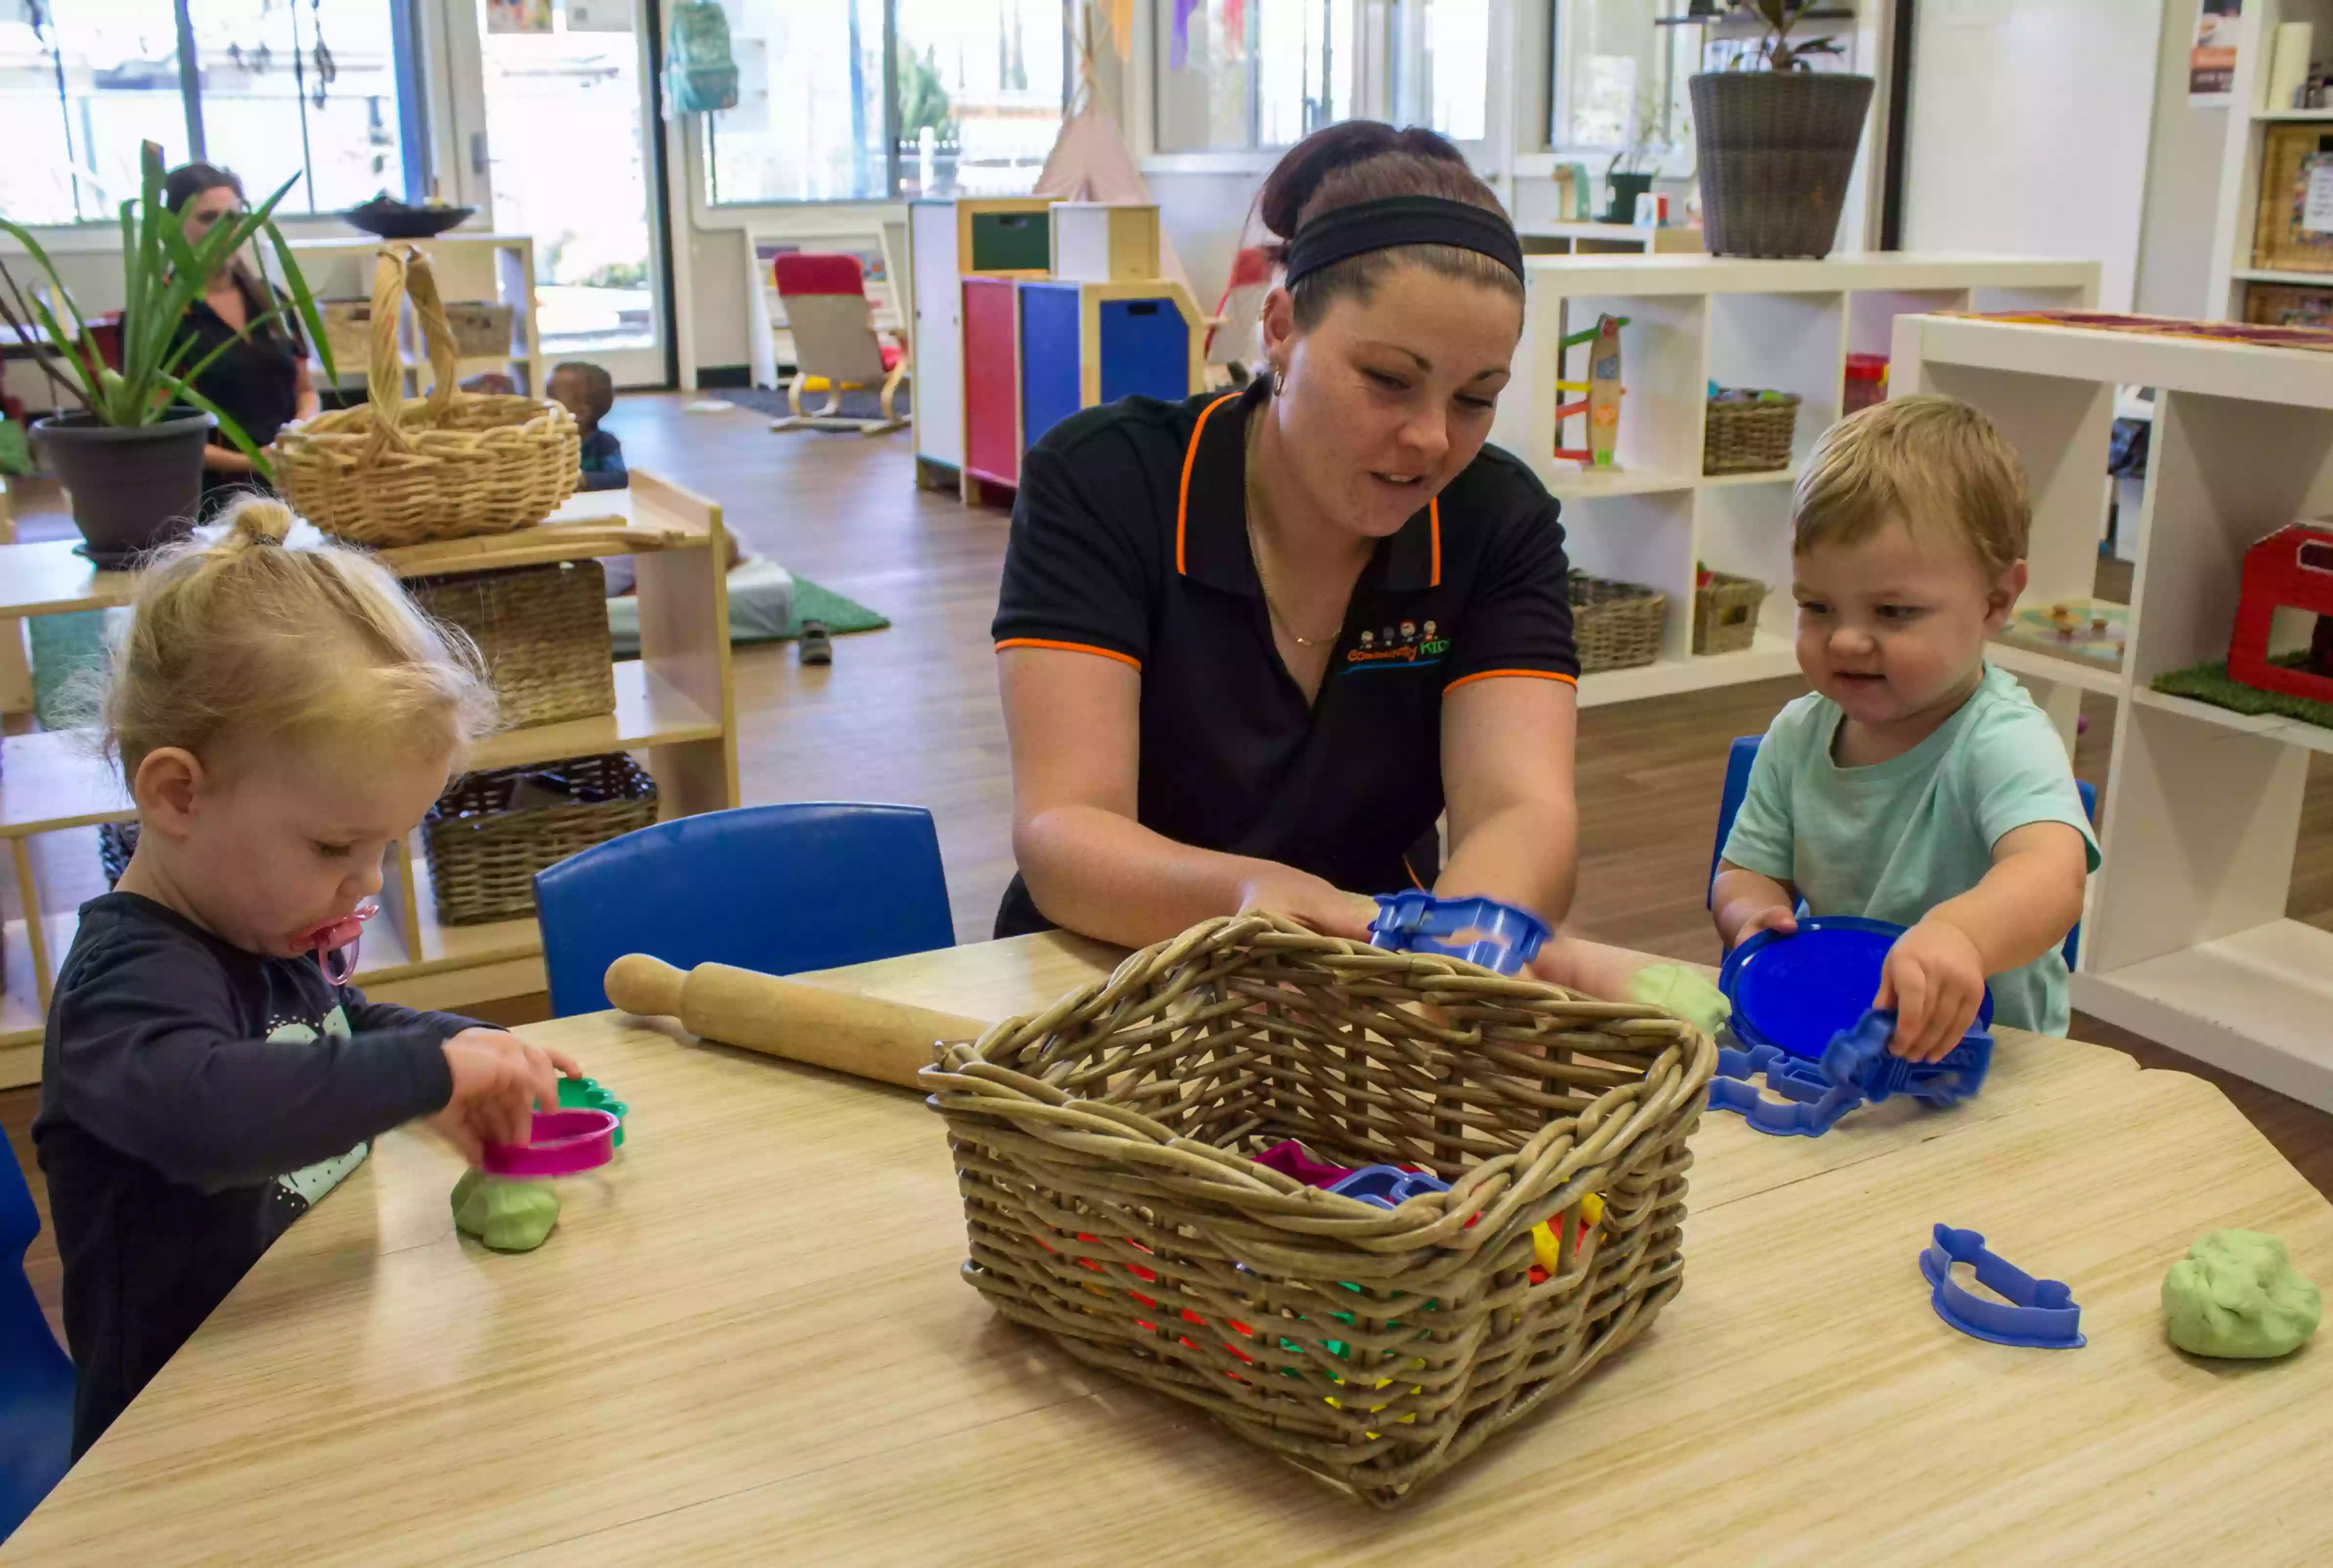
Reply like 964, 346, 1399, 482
359, 246, 462, 464
398, 246, 462, 423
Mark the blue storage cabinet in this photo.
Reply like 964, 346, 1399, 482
1017, 280, 1203, 452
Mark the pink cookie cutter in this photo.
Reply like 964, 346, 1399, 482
480, 1108, 620, 1179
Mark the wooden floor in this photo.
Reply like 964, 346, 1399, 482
7, 392, 2333, 1341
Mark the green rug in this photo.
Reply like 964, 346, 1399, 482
2151, 653, 2333, 731
782, 576, 890, 640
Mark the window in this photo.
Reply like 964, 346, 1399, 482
1155, 0, 1353, 154
1395, 0, 1489, 144
1547, 0, 1694, 157
706, 0, 1069, 207
0, 0, 415, 226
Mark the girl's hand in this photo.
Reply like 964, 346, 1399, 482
1731, 904, 1798, 947
1235, 868, 1379, 942
1876, 919, 1986, 1063
433, 1028, 582, 1161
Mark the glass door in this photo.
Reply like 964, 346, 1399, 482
473, 0, 665, 385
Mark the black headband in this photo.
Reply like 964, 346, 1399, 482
1281, 196, 1525, 289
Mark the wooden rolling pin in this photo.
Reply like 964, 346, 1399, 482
602, 955, 990, 1090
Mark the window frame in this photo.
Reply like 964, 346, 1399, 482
699, 0, 1078, 211
1147, 0, 1379, 160
1543, 0, 1701, 178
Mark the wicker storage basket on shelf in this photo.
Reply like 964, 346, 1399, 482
1694, 568, 1770, 655
441, 300, 517, 359
1568, 570, 1666, 673
423, 754, 656, 925
271, 245, 578, 547
924, 913, 1715, 1507
408, 560, 615, 728
1703, 390, 1800, 475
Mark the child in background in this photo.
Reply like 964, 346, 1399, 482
34, 500, 580, 1456
1711, 395, 2098, 1055
549, 361, 627, 493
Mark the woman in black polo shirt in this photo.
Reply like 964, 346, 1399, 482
164, 163, 321, 516
991, 120, 1624, 970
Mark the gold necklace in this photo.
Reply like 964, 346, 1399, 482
1243, 432, 1343, 649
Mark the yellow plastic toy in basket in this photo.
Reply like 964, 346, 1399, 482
271, 245, 579, 547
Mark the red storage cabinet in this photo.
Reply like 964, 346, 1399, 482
962, 277, 1022, 492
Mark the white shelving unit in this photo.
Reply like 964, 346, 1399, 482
1492, 254, 2099, 709
2206, 0, 2333, 321
1896, 311, 2333, 1112
289, 232, 545, 397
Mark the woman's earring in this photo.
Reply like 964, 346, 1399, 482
1271, 366, 1287, 397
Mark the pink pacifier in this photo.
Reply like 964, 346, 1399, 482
301, 901, 378, 985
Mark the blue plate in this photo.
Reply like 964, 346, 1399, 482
1719, 916, 1994, 1062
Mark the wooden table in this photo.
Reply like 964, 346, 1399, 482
8, 934, 2333, 1564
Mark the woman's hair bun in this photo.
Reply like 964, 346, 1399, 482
1256, 121, 1476, 246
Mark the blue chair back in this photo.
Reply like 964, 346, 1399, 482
534, 803, 957, 1015
1707, 736, 2098, 969
0, 1125, 75, 1543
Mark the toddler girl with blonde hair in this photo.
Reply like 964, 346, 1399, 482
34, 499, 580, 1456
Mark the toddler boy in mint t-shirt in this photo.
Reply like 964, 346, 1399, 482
1711, 396, 2099, 1054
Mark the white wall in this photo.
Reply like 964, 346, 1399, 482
1901, 0, 2165, 312
2132, 0, 2227, 318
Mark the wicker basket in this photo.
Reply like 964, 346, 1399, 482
1704, 391, 1800, 475
272, 246, 578, 548
423, 754, 656, 925
408, 560, 615, 729
923, 913, 1716, 1507
1568, 570, 1666, 673
1694, 568, 1770, 655
442, 301, 516, 359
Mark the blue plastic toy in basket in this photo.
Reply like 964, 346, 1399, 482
1369, 892, 1549, 976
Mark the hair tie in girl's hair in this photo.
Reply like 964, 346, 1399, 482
1281, 195, 1525, 289
224, 500, 296, 550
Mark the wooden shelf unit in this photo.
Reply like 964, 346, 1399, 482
0, 472, 740, 1087
1492, 254, 2099, 708
2207, 0, 2333, 321
1895, 311, 2333, 1111
289, 232, 545, 397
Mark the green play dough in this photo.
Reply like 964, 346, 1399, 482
1622, 962, 1732, 1038
2162, 1230, 2322, 1359
451, 1169, 562, 1253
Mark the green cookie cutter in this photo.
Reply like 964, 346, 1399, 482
557, 1075, 628, 1146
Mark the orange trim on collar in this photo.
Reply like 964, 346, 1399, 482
995, 637, 1142, 670
1176, 392, 1242, 576
1443, 668, 1580, 694
1428, 498, 1441, 587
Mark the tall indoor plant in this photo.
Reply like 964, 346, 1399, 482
1688, 1, 1873, 259
0, 143, 333, 565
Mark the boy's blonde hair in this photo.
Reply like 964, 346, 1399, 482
1791, 393, 2031, 578
105, 499, 497, 782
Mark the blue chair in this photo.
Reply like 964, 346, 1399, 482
534, 803, 957, 1015
0, 1125, 74, 1543
1707, 735, 2097, 969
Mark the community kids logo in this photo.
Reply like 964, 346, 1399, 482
1345, 617, 1449, 672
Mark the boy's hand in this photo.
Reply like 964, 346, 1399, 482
1876, 919, 1986, 1062
432, 1028, 582, 1162
1732, 904, 1799, 946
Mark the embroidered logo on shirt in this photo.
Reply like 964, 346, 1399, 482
1345, 617, 1449, 673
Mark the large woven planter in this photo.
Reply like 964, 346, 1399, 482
923, 914, 1716, 1506
272, 245, 578, 547
408, 559, 615, 729
1690, 72, 1875, 259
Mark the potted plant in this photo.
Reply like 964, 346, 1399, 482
1603, 96, 1674, 224
0, 142, 333, 566
1688, 1, 1872, 259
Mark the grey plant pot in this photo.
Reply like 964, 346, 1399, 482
30, 407, 217, 568
1690, 72, 1876, 259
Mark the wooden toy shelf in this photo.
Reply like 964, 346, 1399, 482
1896, 312, 2333, 1112
1492, 254, 2099, 709
0, 473, 740, 1087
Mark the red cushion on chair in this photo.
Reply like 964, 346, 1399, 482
774, 253, 868, 298
879, 343, 902, 371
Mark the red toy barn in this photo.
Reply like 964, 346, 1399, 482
2228, 524, 2333, 703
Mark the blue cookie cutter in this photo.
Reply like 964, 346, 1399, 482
1369, 892, 1550, 977
1820, 1009, 1994, 1107
1721, 915, 1994, 1063
1707, 1042, 1865, 1137
1326, 1165, 1452, 1210
1919, 1224, 2085, 1349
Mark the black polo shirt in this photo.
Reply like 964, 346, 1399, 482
990, 379, 1578, 938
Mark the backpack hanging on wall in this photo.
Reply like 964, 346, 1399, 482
664, 0, 739, 115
